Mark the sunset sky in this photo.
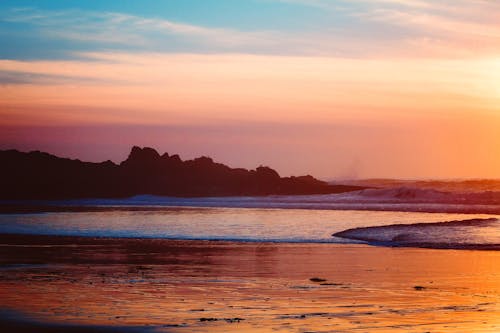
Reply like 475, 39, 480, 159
1, 0, 499, 179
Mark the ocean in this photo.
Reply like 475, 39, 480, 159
1, 185, 499, 249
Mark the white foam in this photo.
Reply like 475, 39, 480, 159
333, 218, 500, 250
40, 186, 500, 214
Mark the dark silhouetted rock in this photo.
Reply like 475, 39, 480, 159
0, 147, 365, 199
310, 277, 327, 282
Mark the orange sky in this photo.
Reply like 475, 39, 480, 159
0, 1, 499, 179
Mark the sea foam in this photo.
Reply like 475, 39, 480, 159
333, 218, 500, 250
31, 186, 500, 215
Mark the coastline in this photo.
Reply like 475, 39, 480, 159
1, 234, 499, 332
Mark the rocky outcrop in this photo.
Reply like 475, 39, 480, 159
0, 146, 365, 199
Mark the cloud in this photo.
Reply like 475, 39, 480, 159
361, 7, 500, 39
0, 7, 350, 57
0, 52, 497, 130
272, 0, 500, 57
2, 3, 500, 59
0, 7, 284, 52
0, 69, 114, 85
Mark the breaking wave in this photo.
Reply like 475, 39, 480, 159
9, 186, 496, 215
349, 187, 500, 204
333, 218, 500, 250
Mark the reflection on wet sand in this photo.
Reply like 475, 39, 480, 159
0, 235, 499, 332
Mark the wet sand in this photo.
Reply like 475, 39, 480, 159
0, 234, 499, 332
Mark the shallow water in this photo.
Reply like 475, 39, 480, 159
0, 208, 498, 246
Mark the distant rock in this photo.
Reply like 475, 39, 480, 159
0, 147, 366, 199
121, 146, 161, 168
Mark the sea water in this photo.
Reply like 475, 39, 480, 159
1, 187, 499, 248
0, 206, 497, 248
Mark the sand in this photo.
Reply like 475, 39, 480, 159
0, 234, 499, 332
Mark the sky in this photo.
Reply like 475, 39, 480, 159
0, 0, 499, 179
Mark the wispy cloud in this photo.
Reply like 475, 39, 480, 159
1, 7, 283, 51
359, 7, 500, 39
273, 0, 500, 57
0, 7, 358, 57
1, 3, 499, 59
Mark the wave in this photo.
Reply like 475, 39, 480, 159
57, 187, 500, 207
333, 218, 500, 250
330, 179, 500, 193
350, 187, 500, 204
2, 186, 499, 214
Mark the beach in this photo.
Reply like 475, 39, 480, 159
0, 234, 498, 332
2, 0, 499, 331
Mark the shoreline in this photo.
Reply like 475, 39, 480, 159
0, 235, 500, 333
0, 235, 499, 332
0, 232, 499, 252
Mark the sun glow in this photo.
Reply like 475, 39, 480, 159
1, 53, 500, 178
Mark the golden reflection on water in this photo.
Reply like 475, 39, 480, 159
0, 240, 499, 332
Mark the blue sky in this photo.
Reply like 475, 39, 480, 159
0, 0, 320, 29
4, 0, 499, 60
0, 0, 335, 59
